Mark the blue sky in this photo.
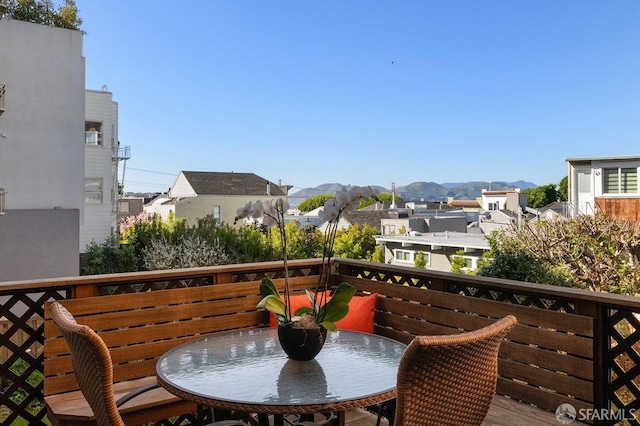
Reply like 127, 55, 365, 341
78, 1, 640, 194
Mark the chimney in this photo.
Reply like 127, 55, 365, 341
266, 181, 271, 196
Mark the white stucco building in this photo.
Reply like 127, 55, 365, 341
0, 18, 85, 281
81, 89, 129, 251
566, 155, 640, 221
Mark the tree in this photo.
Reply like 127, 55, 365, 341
298, 194, 334, 213
332, 224, 379, 261
477, 215, 640, 295
558, 176, 568, 201
414, 251, 427, 269
82, 234, 138, 275
522, 183, 560, 208
6, 0, 83, 32
360, 192, 403, 209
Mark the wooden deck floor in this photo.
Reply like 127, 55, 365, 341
341, 395, 579, 425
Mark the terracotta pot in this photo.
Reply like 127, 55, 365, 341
277, 323, 327, 361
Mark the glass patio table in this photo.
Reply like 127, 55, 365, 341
156, 327, 406, 425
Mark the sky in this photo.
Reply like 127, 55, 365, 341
77, 1, 640, 195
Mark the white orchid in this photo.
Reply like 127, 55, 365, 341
238, 186, 377, 330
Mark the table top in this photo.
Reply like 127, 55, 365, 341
156, 328, 406, 415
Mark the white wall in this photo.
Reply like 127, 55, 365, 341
0, 19, 85, 210
0, 19, 84, 280
81, 90, 118, 250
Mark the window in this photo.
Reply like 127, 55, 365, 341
213, 206, 220, 223
578, 171, 591, 192
603, 167, 638, 194
85, 121, 102, 146
118, 201, 130, 213
85, 178, 103, 203
394, 249, 430, 266
451, 254, 478, 271
488, 201, 500, 211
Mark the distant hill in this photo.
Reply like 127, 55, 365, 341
288, 180, 537, 206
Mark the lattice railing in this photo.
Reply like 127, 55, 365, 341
0, 288, 67, 425
3, 259, 640, 425
0, 260, 322, 425
336, 258, 640, 425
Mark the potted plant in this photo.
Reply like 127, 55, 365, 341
235, 185, 377, 360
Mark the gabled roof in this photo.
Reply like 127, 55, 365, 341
181, 171, 286, 196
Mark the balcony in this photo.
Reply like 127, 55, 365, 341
1, 258, 638, 425
114, 145, 130, 161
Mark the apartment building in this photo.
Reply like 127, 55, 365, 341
81, 89, 130, 251
0, 18, 84, 281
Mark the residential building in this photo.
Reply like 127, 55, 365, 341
446, 198, 482, 212
481, 188, 527, 213
144, 193, 175, 221
116, 196, 144, 225
81, 89, 130, 251
0, 18, 84, 281
169, 171, 288, 226
379, 209, 468, 236
566, 155, 640, 221
376, 231, 490, 272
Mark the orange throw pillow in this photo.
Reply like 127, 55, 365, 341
335, 293, 378, 333
268, 291, 331, 327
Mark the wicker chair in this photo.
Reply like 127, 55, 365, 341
49, 301, 248, 426
392, 315, 518, 426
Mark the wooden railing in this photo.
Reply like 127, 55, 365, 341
1, 258, 639, 425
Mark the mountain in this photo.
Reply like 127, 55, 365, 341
288, 180, 537, 206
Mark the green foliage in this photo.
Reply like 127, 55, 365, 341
450, 249, 467, 274
82, 234, 138, 275
123, 214, 189, 269
558, 176, 568, 201
360, 192, 403, 208
297, 194, 334, 213
332, 224, 379, 261
195, 215, 276, 264
6, 0, 83, 31
284, 221, 323, 259
522, 183, 560, 208
414, 251, 427, 269
478, 215, 640, 295
371, 245, 386, 263
477, 249, 572, 286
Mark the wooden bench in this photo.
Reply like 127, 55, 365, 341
339, 275, 595, 416
44, 271, 593, 424
43, 278, 318, 425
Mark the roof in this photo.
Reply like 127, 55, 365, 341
343, 210, 389, 228
376, 231, 489, 251
181, 171, 286, 196
565, 155, 640, 163
448, 199, 481, 207
482, 189, 520, 195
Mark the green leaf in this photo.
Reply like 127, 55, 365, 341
329, 282, 356, 304
256, 294, 286, 318
320, 301, 350, 323
320, 320, 338, 332
294, 306, 314, 316
259, 278, 280, 298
